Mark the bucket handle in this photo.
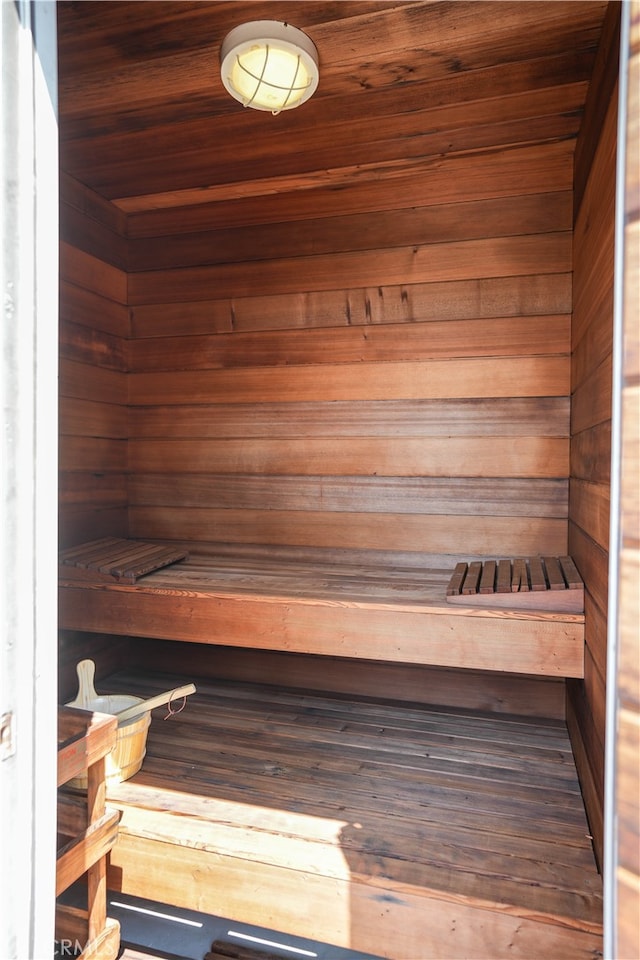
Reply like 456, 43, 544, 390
115, 683, 196, 725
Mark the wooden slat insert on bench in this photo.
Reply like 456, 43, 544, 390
58, 541, 585, 678
104, 671, 602, 960
60, 537, 188, 583
446, 557, 584, 613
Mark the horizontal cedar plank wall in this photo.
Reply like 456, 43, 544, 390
129, 476, 567, 515
59, 210, 129, 549
128, 398, 569, 439
128, 233, 571, 303
130, 275, 572, 338
128, 137, 572, 559
127, 140, 577, 235
127, 192, 572, 271
567, 3, 620, 868
132, 639, 566, 720
128, 511, 567, 557
129, 358, 569, 404
129, 256, 570, 554
58, 631, 132, 703
128, 315, 570, 370
57, 180, 130, 684
128, 438, 568, 478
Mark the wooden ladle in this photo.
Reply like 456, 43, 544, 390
114, 683, 196, 725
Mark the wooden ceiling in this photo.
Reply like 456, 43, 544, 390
57, 0, 609, 226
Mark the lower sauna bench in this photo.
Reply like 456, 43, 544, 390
102, 670, 602, 960
59, 542, 586, 678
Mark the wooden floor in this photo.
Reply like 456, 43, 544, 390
105, 670, 602, 960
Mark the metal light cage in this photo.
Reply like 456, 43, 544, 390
220, 20, 319, 114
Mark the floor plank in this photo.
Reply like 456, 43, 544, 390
105, 671, 602, 959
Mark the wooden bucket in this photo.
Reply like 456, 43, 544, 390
67, 694, 151, 789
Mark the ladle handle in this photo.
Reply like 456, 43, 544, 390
76, 659, 98, 709
115, 683, 196, 725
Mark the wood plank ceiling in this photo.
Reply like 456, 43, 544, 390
57, 0, 609, 235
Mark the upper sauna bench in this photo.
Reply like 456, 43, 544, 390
58, 539, 585, 679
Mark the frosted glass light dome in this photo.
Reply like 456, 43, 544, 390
220, 20, 319, 114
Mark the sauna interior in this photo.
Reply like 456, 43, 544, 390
56, 2, 625, 958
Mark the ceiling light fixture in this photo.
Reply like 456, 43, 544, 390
220, 20, 319, 115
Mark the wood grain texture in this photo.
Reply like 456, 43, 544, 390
129, 475, 568, 517
58, 544, 585, 677
129, 357, 570, 405
59, 232, 129, 548
130, 274, 572, 337
129, 398, 569, 440
128, 192, 573, 270
60, 281, 129, 338
54, 7, 620, 914
128, 233, 572, 304
103, 671, 601, 959
128, 508, 567, 556
131, 638, 567, 719
567, 13, 618, 868
60, 242, 127, 304
127, 315, 570, 372
128, 436, 569, 478
126, 140, 576, 233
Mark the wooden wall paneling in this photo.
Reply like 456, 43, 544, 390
129, 476, 567, 516
573, 1, 622, 218
128, 398, 570, 440
129, 156, 572, 563
568, 478, 611, 553
129, 357, 570, 406
566, 681, 604, 860
59, 473, 127, 512
126, 140, 576, 235
60, 241, 127, 303
567, 5, 620, 869
58, 4, 599, 128
583, 592, 608, 687
59, 437, 127, 476
59, 319, 128, 371
60, 281, 130, 339
127, 232, 572, 303
570, 421, 612, 486
128, 508, 567, 557
130, 639, 566, 720
127, 315, 570, 372
59, 196, 129, 551
568, 523, 609, 622
130, 274, 572, 339
66, 77, 587, 198
60, 359, 127, 407
127, 192, 573, 271
58, 631, 133, 704
128, 437, 568, 479
59, 396, 128, 440
60, 510, 129, 554
60, 171, 128, 240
